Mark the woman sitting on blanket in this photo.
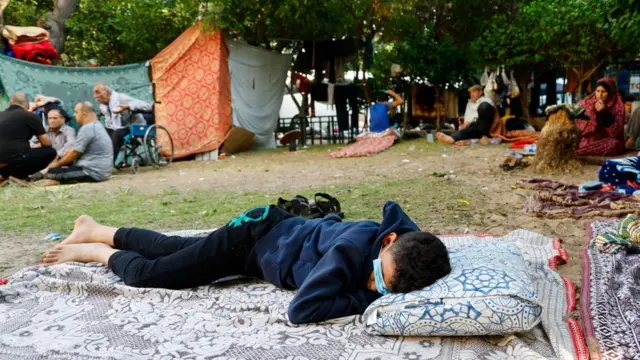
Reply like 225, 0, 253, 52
575, 78, 626, 157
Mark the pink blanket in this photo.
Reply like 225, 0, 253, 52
327, 133, 396, 158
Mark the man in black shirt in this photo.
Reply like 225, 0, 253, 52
0, 93, 56, 183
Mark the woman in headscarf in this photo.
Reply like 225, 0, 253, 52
575, 78, 626, 156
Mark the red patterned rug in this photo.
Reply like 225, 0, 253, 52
327, 134, 397, 158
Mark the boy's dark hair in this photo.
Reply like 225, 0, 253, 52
391, 231, 451, 293
377, 93, 389, 102
625, 94, 637, 103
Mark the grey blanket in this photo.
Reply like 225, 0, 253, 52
0, 230, 586, 360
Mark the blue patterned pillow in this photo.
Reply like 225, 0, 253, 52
363, 242, 542, 336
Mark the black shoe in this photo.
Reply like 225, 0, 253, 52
29, 171, 44, 182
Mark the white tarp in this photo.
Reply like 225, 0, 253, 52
228, 40, 292, 149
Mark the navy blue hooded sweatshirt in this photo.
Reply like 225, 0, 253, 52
244, 201, 420, 324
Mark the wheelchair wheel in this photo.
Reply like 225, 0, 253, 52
131, 157, 140, 174
143, 125, 174, 168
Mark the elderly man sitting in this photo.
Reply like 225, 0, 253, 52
93, 83, 153, 162
29, 109, 77, 181
437, 85, 496, 144
0, 93, 55, 184
41, 102, 113, 186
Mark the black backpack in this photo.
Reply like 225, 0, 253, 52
277, 193, 344, 219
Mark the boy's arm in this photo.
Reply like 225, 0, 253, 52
387, 90, 404, 108
288, 241, 370, 324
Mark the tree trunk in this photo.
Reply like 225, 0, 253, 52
515, 70, 531, 119
43, 0, 79, 55
0, 0, 10, 53
435, 86, 441, 131
532, 108, 581, 173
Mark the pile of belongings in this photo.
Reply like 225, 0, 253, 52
2, 26, 58, 64
593, 214, 640, 254
580, 156, 640, 195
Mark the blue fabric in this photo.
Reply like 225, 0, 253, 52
363, 242, 542, 336
370, 102, 390, 132
579, 181, 605, 193
249, 201, 420, 324
598, 156, 640, 194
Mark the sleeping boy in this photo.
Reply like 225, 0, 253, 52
43, 201, 451, 324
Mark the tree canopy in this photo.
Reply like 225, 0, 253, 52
1, 0, 639, 90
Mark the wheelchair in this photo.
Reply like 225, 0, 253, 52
114, 120, 175, 174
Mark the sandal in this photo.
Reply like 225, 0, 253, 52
312, 193, 344, 219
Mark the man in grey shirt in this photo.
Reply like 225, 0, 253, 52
42, 102, 113, 186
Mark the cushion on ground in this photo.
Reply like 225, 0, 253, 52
363, 242, 542, 336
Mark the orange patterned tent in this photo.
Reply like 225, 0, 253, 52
151, 22, 232, 159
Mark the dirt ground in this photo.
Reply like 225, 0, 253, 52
1, 141, 604, 290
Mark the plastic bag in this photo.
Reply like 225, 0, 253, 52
480, 67, 490, 86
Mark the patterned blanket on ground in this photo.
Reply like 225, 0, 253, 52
582, 220, 640, 360
0, 230, 587, 360
519, 179, 640, 219
327, 133, 397, 158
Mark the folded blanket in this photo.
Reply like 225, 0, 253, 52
11, 40, 59, 63
2, 25, 49, 45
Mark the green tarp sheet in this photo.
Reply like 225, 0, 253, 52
0, 55, 152, 123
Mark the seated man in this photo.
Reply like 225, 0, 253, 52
42, 102, 113, 186
370, 89, 404, 133
0, 93, 55, 183
93, 83, 153, 162
31, 109, 76, 157
43, 201, 451, 324
437, 85, 496, 144
29, 109, 77, 181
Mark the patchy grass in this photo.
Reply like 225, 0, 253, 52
0, 176, 484, 237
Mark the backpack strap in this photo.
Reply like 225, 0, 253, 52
313, 193, 344, 219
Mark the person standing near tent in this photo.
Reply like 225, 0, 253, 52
93, 83, 153, 162
369, 90, 404, 133
0, 93, 56, 184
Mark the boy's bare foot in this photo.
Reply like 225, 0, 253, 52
436, 132, 455, 145
40, 179, 61, 187
42, 243, 117, 266
626, 138, 637, 150
60, 215, 99, 245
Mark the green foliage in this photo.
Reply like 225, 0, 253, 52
204, 0, 357, 48
4, 0, 49, 27
4, 0, 201, 65
64, 0, 201, 65
475, 0, 640, 73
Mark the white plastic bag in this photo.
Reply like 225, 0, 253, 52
480, 66, 490, 86
509, 70, 520, 98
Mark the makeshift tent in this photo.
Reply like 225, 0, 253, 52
0, 54, 152, 121
228, 41, 292, 149
151, 22, 232, 159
